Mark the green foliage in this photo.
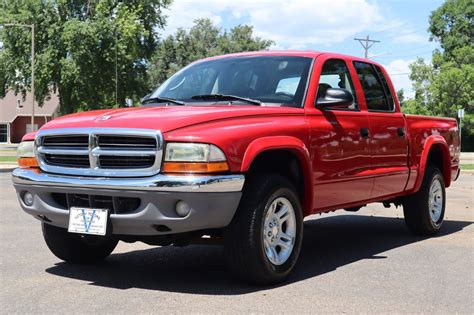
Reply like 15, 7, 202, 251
398, 88, 433, 116
408, 0, 474, 151
148, 18, 273, 88
429, 0, 474, 60
0, 0, 171, 114
400, 99, 432, 116
396, 89, 405, 107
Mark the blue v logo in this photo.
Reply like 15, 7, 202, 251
81, 209, 96, 232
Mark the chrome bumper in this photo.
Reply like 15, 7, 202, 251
11, 168, 245, 193
12, 168, 245, 235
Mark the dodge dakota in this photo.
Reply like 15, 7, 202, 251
12, 51, 461, 284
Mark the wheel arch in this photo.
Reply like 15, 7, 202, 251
415, 135, 452, 191
241, 136, 313, 216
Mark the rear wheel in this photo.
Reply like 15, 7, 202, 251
42, 223, 118, 263
224, 174, 303, 285
403, 166, 446, 235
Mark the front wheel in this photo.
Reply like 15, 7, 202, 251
224, 174, 303, 285
42, 223, 118, 264
403, 166, 446, 235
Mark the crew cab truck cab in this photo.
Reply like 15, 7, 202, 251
12, 51, 461, 285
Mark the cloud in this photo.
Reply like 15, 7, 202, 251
161, 1, 225, 37
383, 59, 414, 98
392, 32, 428, 44
161, 0, 388, 47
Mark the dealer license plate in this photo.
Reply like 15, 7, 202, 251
68, 207, 108, 236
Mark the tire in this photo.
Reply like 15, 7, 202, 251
42, 223, 118, 264
224, 174, 303, 285
403, 165, 446, 235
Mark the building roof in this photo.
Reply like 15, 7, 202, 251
0, 90, 59, 123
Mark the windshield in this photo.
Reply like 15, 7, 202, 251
150, 56, 313, 107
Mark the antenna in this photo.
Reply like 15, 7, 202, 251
354, 35, 380, 59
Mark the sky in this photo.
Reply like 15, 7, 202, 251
160, 0, 445, 98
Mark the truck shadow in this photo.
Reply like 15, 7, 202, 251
45, 214, 472, 295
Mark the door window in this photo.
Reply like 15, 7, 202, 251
374, 65, 395, 110
353, 61, 394, 112
317, 59, 358, 110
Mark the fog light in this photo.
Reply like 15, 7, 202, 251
175, 200, 191, 217
23, 192, 34, 206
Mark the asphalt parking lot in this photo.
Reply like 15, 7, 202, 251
1, 172, 473, 313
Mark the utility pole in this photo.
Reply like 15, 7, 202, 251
115, 35, 118, 108
354, 35, 380, 59
4, 23, 35, 131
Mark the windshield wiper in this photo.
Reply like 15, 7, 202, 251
141, 96, 185, 106
190, 94, 262, 105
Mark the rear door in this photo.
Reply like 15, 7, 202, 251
307, 57, 373, 210
353, 61, 409, 198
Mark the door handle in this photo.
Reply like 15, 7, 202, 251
397, 127, 405, 137
360, 128, 370, 138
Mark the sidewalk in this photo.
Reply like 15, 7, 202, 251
460, 152, 474, 164
0, 143, 19, 150
0, 163, 17, 173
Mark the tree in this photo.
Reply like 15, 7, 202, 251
406, 0, 474, 151
397, 89, 406, 107
148, 18, 273, 88
0, 0, 171, 114
428, 0, 473, 61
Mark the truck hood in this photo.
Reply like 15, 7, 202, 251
39, 105, 304, 134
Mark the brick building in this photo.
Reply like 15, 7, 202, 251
0, 91, 60, 143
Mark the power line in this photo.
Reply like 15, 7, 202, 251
373, 50, 433, 59
389, 72, 411, 76
354, 35, 380, 59
385, 43, 433, 55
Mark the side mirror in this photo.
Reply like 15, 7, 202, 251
316, 88, 354, 109
140, 93, 151, 103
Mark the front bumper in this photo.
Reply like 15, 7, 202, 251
12, 168, 244, 235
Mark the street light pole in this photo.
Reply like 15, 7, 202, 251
4, 23, 35, 131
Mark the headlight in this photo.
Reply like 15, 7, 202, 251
165, 143, 226, 162
17, 141, 39, 168
163, 143, 229, 173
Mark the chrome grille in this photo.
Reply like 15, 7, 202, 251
98, 135, 157, 149
42, 135, 89, 148
44, 153, 90, 168
99, 155, 156, 169
35, 128, 163, 177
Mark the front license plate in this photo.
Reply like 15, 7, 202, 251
68, 207, 108, 236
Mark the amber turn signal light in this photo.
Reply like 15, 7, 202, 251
17, 157, 39, 168
163, 161, 229, 173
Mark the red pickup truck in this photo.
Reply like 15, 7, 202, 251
12, 51, 461, 284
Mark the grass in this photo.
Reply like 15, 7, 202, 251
461, 164, 474, 170
0, 156, 17, 163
